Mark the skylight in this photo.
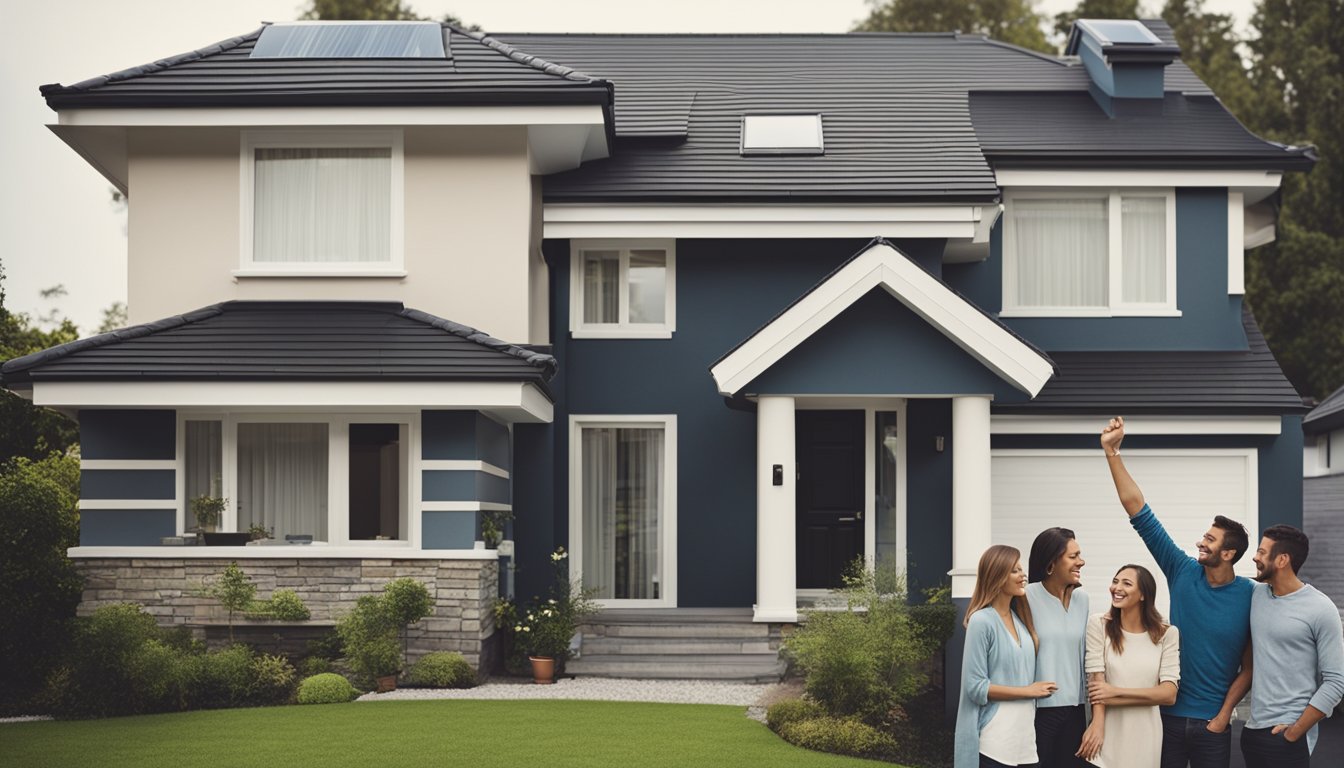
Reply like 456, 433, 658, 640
740, 115, 824, 156
1075, 20, 1162, 46
250, 22, 446, 59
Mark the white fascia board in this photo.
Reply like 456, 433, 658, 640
1228, 192, 1245, 294
991, 415, 1282, 436
67, 546, 500, 560
56, 105, 606, 128
994, 169, 1283, 191
709, 241, 1054, 397
543, 204, 986, 239
32, 381, 554, 423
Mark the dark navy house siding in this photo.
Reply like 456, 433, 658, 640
77, 409, 178, 545
421, 410, 512, 549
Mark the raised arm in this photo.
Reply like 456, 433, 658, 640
1101, 417, 1145, 517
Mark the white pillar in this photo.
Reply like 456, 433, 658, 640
754, 396, 798, 622
950, 396, 992, 599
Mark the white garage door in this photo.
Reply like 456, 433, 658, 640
992, 450, 1258, 619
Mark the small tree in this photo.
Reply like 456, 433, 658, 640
383, 578, 434, 669
204, 562, 257, 642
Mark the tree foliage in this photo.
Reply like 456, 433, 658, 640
1054, 0, 1141, 39
0, 263, 78, 466
301, 0, 478, 29
854, 0, 1053, 54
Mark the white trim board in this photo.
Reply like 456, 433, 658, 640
543, 203, 993, 239
31, 381, 554, 423
995, 169, 1282, 196
710, 240, 1055, 397
67, 546, 499, 560
421, 502, 513, 512
79, 499, 178, 510
56, 105, 607, 128
421, 460, 510, 479
991, 415, 1282, 436
81, 460, 177, 471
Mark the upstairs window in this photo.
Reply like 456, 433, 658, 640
570, 240, 676, 338
239, 130, 404, 276
1002, 190, 1176, 316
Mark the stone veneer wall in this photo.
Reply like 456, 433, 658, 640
74, 558, 498, 671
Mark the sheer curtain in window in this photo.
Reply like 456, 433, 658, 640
237, 423, 328, 541
1013, 198, 1108, 308
581, 426, 663, 600
185, 421, 222, 502
628, 250, 666, 324
1121, 197, 1167, 304
254, 147, 391, 263
582, 251, 619, 323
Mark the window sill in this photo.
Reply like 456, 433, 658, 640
571, 328, 674, 339
232, 268, 407, 279
998, 309, 1182, 319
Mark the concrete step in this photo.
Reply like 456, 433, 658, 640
565, 654, 786, 682
581, 622, 774, 640
580, 636, 777, 656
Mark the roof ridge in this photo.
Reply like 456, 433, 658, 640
43, 29, 261, 95
448, 22, 608, 86
1, 304, 225, 377
400, 307, 557, 378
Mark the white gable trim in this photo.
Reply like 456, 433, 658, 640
709, 241, 1054, 397
543, 203, 992, 239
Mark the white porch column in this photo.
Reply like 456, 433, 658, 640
754, 396, 798, 622
950, 396, 992, 599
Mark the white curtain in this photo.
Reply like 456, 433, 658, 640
628, 250, 667, 324
185, 420, 222, 501
1122, 197, 1167, 304
582, 251, 620, 323
253, 147, 391, 263
582, 427, 663, 600
1014, 198, 1108, 308
237, 423, 328, 541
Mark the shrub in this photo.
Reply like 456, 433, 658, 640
784, 561, 952, 727
297, 673, 358, 704
777, 716, 899, 761
249, 653, 298, 705
383, 578, 434, 629
49, 603, 169, 718
765, 698, 824, 732
247, 589, 311, 621
403, 652, 476, 689
337, 581, 435, 680
299, 656, 334, 677
187, 644, 254, 710
0, 453, 81, 714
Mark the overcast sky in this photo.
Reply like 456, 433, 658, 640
1, 0, 1258, 333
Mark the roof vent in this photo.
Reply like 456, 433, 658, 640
251, 21, 446, 59
741, 115, 824, 156
1065, 19, 1180, 116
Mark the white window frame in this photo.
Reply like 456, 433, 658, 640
176, 411, 420, 548
237, 129, 406, 277
1001, 189, 1178, 317
569, 239, 677, 338
568, 414, 678, 608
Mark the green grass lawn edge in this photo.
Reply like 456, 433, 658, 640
3, 699, 909, 768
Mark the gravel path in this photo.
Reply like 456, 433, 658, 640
358, 676, 774, 707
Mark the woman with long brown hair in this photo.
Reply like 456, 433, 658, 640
1078, 565, 1180, 768
955, 545, 1058, 768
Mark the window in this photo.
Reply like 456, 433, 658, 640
741, 114, 824, 155
239, 130, 404, 276
569, 240, 676, 338
181, 415, 412, 545
570, 416, 677, 607
1002, 190, 1177, 316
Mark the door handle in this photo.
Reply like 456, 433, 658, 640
838, 517, 857, 522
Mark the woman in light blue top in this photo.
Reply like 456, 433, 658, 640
956, 544, 1057, 768
1026, 527, 1090, 768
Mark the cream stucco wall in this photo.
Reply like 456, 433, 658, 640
126, 125, 537, 343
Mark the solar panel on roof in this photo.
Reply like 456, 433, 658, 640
1077, 20, 1162, 45
250, 22, 446, 59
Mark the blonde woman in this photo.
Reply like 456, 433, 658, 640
1078, 564, 1180, 768
956, 544, 1058, 768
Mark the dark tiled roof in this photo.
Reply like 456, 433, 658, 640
996, 307, 1306, 414
0, 301, 556, 390
39, 24, 611, 109
1304, 384, 1344, 434
490, 20, 1300, 202
970, 92, 1315, 170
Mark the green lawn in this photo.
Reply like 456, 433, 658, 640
3, 699, 895, 768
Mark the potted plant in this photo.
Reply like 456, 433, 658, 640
515, 547, 599, 684
190, 494, 226, 534
247, 523, 273, 542
480, 509, 514, 549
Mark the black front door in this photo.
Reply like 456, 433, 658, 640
796, 410, 865, 589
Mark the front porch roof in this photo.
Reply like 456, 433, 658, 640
709, 238, 1056, 398
1, 301, 557, 421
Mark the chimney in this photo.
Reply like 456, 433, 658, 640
1065, 19, 1181, 117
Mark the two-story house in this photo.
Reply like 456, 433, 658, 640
3, 18, 1312, 681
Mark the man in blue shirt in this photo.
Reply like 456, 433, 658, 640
1101, 417, 1254, 768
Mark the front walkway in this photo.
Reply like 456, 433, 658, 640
359, 676, 776, 706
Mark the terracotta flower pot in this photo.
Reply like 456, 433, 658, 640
529, 656, 556, 685
375, 674, 398, 693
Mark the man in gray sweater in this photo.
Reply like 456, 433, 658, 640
1243, 524, 1344, 767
